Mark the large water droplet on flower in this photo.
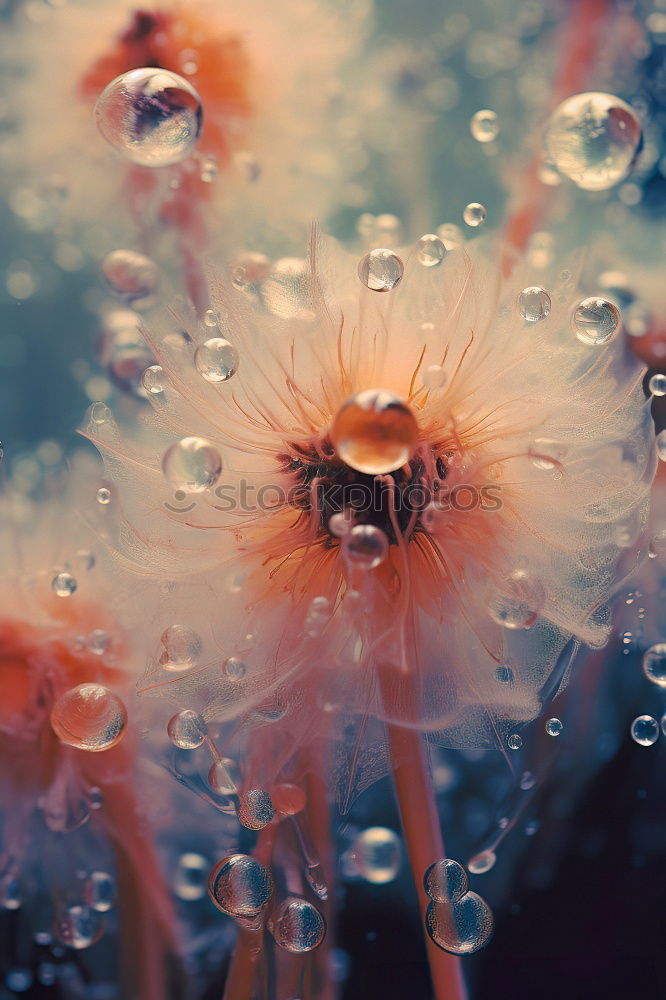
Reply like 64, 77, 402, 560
161, 624, 201, 670
642, 644, 666, 688
349, 828, 401, 885
424, 859, 468, 903
331, 389, 418, 475
102, 250, 159, 301
95, 68, 203, 168
167, 710, 207, 749
50, 684, 127, 752
425, 892, 494, 954
194, 338, 239, 383
162, 437, 222, 492
518, 286, 551, 322
208, 854, 273, 917
572, 297, 621, 345
357, 249, 404, 292
269, 897, 326, 953
544, 92, 641, 191
416, 234, 447, 267
342, 524, 389, 571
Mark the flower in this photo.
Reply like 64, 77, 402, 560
82, 232, 655, 776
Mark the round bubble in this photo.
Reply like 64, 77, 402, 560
488, 569, 545, 630
161, 624, 201, 669
544, 92, 641, 191
470, 109, 499, 142
546, 717, 563, 736
167, 709, 207, 749
343, 525, 389, 571
173, 853, 209, 901
332, 389, 418, 475
572, 297, 621, 346
50, 684, 127, 752
54, 904, 103, 949
85, 872, 115, 913
649, 373, 666, 397
95, 68, 203, 168
463, 203, 486, 227
467, 850, 497, 875
424, 858, 468, 903
51, 571, 77, 597
630, 715, 659, 746
425, 892, 494, 955
270, 897, 326, 953
102, 250, 159, 301
358, 249, 404, 292
162, 436, 222, 492
518, 286, 551, 322
417, 235, 447, 268
237, 789, 274, 830
194, 338, 239, 383
642, 643, 666, 687
208, 853, 273, 917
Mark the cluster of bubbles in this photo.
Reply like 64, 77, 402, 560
423, 858, 494, 955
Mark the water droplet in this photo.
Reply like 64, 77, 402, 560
528, 437, 567, 471
630, 715, 659, 746
161, 625, 201, 670
51, 571, 77, 597
269, 897, 326, 953
331, 389, 418, 475
349, 828, 401, 885
518, 286, 551, 322
96, 487, 112, 505
488, 569, 545, 630
507, 734, 523, 751
237, 789, 274, 830
468, 850, 497, 874
194, 337, 239, 383
50, 684, 127, 751
642, 643, 666, 688
342, 524, 389, 571
463, 202, 487, 227
546, 717, 563, 736
224, 656, 247, 681
544, 92, 642, 191
208, 853, 273, 917
425, 892, 493, 954
167, 709, 207, 749
416, 234, 447, 267
656, 431, 666, 462
54, 904, 103, 949
142, 364, 165, 395
95, 68, 203, 168
173, 853, 209, 901
648, 373, 666, 397
208, 757, 241, 795
162, 436, 222, 492
85, 872, 115, 912
470, 109, 499, 142
424, 859, 468, 903
102, 250, 159, 301
357, 249, 404, 292
572, 297, 621, 346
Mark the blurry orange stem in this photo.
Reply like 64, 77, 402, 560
386, 718, 468, 1000
502, 0, 612, 261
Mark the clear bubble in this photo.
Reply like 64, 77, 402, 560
50, 684, 127, 752
161, 625, 201, 670
424, 858, 468, 903
208, 853, 273, 917
488, 569, 545, 630
357, 249, 404, 292
349, 827, 401, 885
269, 897, 326, 953
194, 338, 239, 383
208, 757, 241, 795
518, 286, 551, 322
51, 571, 77, 597
528, 437, 567, 471
642, 644, 666, 688
546, 717, 563, 736
142, 364, 166, 395
416, 235, 447, 268
54, 904, 103, 949
630, 715, 659, 746
343, 525, 389, 571
544, 92, 642, 191
332, 389, 418, 475
237, 789, 274, 830
470, 109, 499, 143
96, 487, 112, 505
507, 734, 523, 751
162, 436, 222, 492
85, 872, 115, 913
231, 251, 271, 290
173, 853, 209, 901
167, 709, 207, 749
102, 250, 159, 301
572, 297, 621, 346
463, 202, 487, 227
95, 68, 203, 168
648, 373, 666, 397
425, 892, 494, 955
656, 431, 666, 462
224, 656, 247, 681
467, 850, 497, 874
